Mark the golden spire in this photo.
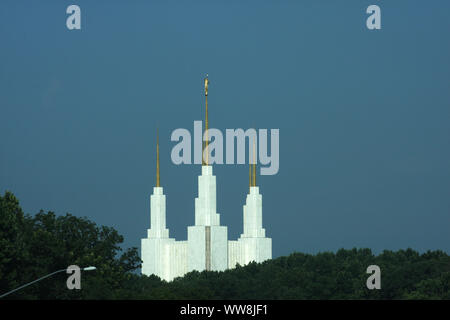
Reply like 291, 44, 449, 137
156, 128, 160, 187
203, 75, 209, 166
249, 161, 252, 191
252, 140, 256, 187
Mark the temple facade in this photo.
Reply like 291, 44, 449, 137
141, 77, 272, 281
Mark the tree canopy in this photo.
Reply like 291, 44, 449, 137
0, 191, 140, 299
1, 191, 449, 299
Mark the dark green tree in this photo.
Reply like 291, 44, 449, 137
2, 191, 449, 300
0, 191, 141, 299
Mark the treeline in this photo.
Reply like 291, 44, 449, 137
0, 191, 140, 299
1, 191, 449, 299
124, 249, 450, 300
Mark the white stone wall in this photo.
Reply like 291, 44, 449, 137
141, 237, 172, 279
142, 238, 188, 282
141, 238, 154, 276
210, 225, 228, 271
228, 240, 242, 269
238, 237, 272, 266
168, 240, 188, 281
187, 225, 206, 272
187, 225, 228, 272
228, 237, 272, 269
142, 165, 272, 282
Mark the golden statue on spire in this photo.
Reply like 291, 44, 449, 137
204, 74, 209, 96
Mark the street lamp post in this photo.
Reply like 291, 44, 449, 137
0, 266, 96, 299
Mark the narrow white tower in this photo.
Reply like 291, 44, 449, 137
148, 131, 169, 238
141, 131, 173, 280
242, 187, 265, 238
239, 149, 272, 265
188, 75, 228, 272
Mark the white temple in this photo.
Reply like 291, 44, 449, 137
141, 77, 272, 281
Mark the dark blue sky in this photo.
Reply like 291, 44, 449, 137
1, 1, 449, 259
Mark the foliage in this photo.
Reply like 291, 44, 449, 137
115, 248, 449, 300
1, 191, 449, 299
0, 191, 141, 299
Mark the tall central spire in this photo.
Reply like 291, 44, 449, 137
156, 128, 160, 187
250, 140, 256, 187
253, 141, 256, 187
203, 75, 209, 166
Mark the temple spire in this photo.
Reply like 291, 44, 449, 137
252, 140, 256, 187
156, 128, 160, 187
203, 75, 209, 166
249, 162, 252, 191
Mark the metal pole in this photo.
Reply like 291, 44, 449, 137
0, 269, 67, 299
